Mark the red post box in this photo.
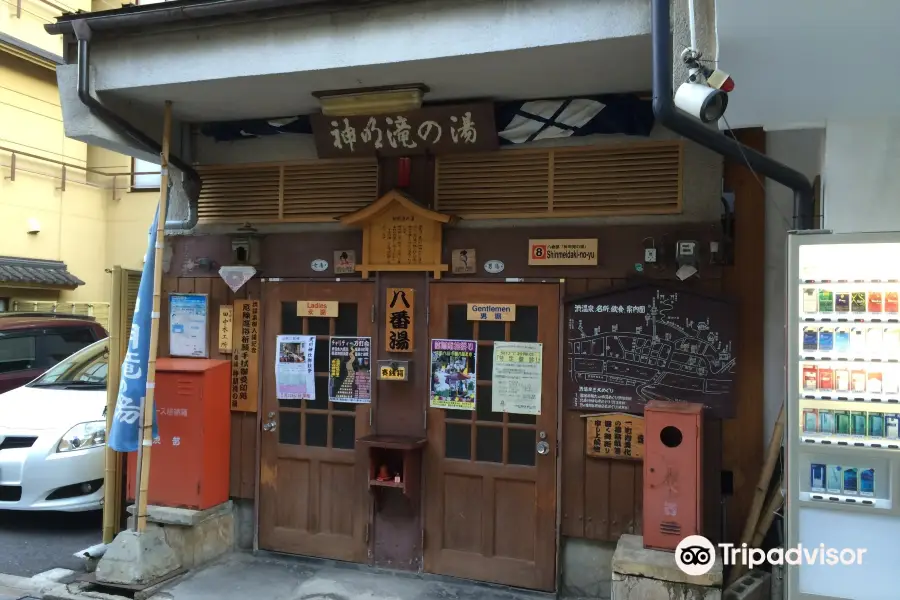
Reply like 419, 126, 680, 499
127, 358, 231, 511
643, 400, 704, 551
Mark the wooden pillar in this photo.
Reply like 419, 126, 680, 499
722, 128, 767, 545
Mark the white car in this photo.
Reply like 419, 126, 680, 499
0, 338, 108, 511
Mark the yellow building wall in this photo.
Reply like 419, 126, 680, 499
0, 49, 157, 309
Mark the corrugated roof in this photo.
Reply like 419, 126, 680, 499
0, 256, 85, 289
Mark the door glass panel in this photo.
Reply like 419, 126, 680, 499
307, 378, 329, 410
332, 415, 356, 449
335, 303, 358, 336
475, 426, 502, 463
510, 306, 539, 342
281, 302, 303, 334
475, 387, 502, 422
279, 412, 301, 445
508, 412, 537, 425
332, 401, 356, 412
308, 316, 330, 336
445, 409, 471, 420
477, 348, 493, 381
314, 342, 329, 374
508, 428, 536, 466
448, 304, 473, 339
280, 397, 303, 409
305, 413, 328, 447
478, 320, 506, 342
445, 423, 472, 460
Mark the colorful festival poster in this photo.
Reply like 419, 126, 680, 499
430, 339, 477, 410
275, 335, 316, 400
328, 337, 372, 404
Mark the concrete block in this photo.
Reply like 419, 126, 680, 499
724, 570, 770, 600
612, 534, 723, 587
233, 498, 254, 550
561, 537, 616, 599
30, 569, 75, 583
612, 571, 722, 600
127, 501, 234, 527
95, 529, 181, 585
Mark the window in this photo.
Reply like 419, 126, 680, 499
30, 339, 108, 387
132, 157, 162, 191
0, 298, 8, 312
0, 335, 36, 374
36, 328, 99, 368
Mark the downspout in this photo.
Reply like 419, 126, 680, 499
650, 0, 815, 230
71, 20, 201, 231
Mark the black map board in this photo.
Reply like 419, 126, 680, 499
565, 283, 737, 418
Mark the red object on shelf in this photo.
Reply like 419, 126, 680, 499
126, 358, 231, 511
643, 401, 704, 551
397, 157, 411, 188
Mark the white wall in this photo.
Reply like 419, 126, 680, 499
764, 129, 825, 444
822, 118, 900, 233
716, 0, 900, 130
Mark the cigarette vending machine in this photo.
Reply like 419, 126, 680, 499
787, 231, 900, 600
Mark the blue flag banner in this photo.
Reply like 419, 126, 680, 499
108, 206, 160, 452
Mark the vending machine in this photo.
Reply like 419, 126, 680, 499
787, 231, 900, 600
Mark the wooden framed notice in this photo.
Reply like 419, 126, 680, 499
386, 288, 414, 353
584, 413, 645, 460
231, 300, 260, 412
297, 300, 339, 318
528, 238, 598, 266
467, 303, 516, 322
218, 305, 233, 353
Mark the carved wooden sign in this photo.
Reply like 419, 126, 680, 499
584, 413, 645, 460
338, 189, 451, 279
231, 300, 260, 412
310, 102, 497, 158
386, 288, 415, 353
565, 284, 737, 418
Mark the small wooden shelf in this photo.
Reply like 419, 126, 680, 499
357, 434, 426, 510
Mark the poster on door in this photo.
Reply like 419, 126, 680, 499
430, 339, 477, 410
493, 341, 543, 415
328, 336, 372, 404
275, 335, 316, 400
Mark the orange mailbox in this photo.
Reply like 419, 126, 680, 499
127, 358, 231, 511
643, 400, 704, 551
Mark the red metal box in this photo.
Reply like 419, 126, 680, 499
127, 358, 232, 511
643, 400, 704, 551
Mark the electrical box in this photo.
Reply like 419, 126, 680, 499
231, 237, 261, 266
127, 358, 232, 511
643, 400, 704, 551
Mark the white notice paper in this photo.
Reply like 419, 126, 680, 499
275, 335, 316, 400
492, 341, 543, 415
169, 293, 209, 358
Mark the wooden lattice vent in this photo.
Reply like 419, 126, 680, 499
435, 141, 684, 219
195, 158, 378, 223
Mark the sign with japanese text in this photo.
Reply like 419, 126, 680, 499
218, 305, 233, 353
529, 238, 598, 266
584, 413, 645, 460
169, 293, 209, 358
377, 360, 409, 381
328, 337, 372, 404
230, 300, 260, 412
386, 288, 415, 353
430, 339, 477, 410
467, 303, 516, 322
297, 300, 339, 318
493, 342, 542, 415
310, 103, 497, 158
565, 284, 737, 417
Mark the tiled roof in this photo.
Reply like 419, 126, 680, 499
0, 256, 85, 289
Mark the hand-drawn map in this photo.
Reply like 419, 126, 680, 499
565, 285, 737, 418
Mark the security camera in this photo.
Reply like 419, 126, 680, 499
674, 82, 728, 123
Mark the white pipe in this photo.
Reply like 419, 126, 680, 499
688, 0, 698, 51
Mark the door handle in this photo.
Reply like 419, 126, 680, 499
536, 431, 550, 455
263, 411, 277, 432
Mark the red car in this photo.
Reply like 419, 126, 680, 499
0, 314, 108, 394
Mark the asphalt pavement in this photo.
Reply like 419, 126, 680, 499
0, 510, 101, 577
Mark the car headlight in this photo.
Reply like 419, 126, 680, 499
57, 421, 107, 453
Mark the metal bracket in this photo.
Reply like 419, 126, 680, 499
370, 304, 375, 323
56, 165, 67, 191
4, 153, 15, 181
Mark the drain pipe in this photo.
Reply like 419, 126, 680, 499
72, 20, 201, 231
651, 0, 815, 230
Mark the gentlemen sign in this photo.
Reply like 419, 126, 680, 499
310, 103, 497, 158
467, 303, 516, 321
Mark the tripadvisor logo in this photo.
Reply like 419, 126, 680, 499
675, 535, 867, 576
